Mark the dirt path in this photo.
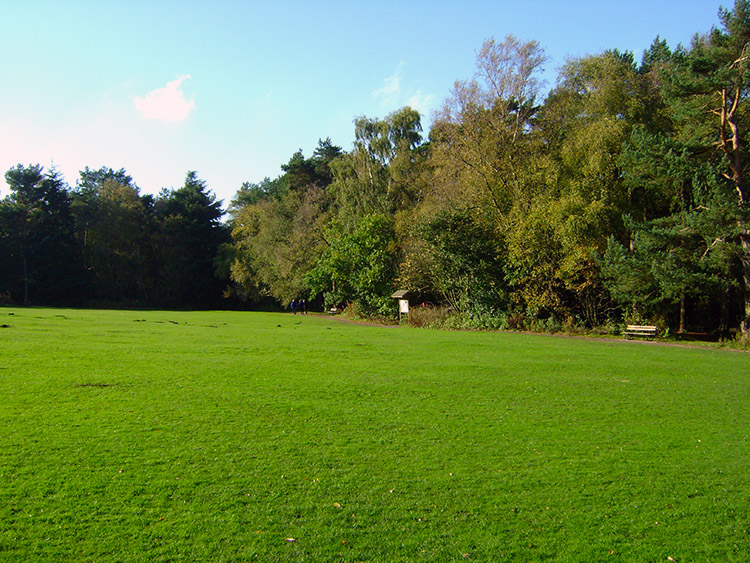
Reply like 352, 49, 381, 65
320, 314, 398, 328
318, 314, 746, 351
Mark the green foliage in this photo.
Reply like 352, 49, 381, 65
353, 107, 423, 168
619, 127, 701, 220
72, 169, 155, 303
306, 214, 398, 315
6, 5, 750, 333
230, 186, 330, 305
228, 140, 341, 223
413, 209, 507, 314
0, 165, 235, 308
2, 164, 81, 305
154, 172, 230, 307
431, 36, 550, 219
312, 10, 750, 332
327, 108, 424, 230
602, 203, 741, 331
228, 177, 286, 212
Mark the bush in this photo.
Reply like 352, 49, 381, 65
442, 305, 510, 331
406, 305, 451, 328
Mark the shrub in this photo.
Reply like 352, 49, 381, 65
406, 305, 451, 328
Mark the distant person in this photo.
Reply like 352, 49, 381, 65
290, 299, 297, 314
301, 299, 307, 314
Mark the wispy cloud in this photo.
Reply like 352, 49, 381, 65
407, 91, 435, 116
372, 63, 435, 117
372, 62, 404, 106
134, 75, 195, 122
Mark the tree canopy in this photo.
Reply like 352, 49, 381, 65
3, 2, 749, 339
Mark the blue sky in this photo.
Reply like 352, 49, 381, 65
1, 1, 723, 207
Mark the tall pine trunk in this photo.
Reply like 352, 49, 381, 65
741, 230, 750, 335
719, 83, 749, 336
679, 286, 686, 334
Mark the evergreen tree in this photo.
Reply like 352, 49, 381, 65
2, 165, 81, 305
663, 0, 750, 335
71, 167, 155, 303
155, 172, 229, 307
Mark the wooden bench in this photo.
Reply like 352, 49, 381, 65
623, 325, 657, 339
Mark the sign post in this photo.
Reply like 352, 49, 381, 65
399, 298, 409, 322
391, 290, 412, 323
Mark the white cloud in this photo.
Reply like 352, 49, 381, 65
407, 90, 435, 116
134, 75, 195, 122
372, 62, 404, 105
372, 63, 435, 118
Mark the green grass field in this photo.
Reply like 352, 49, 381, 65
0, 308, 748, 561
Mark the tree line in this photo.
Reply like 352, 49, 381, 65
0, 166, 229, 309
2, 1, 750, 338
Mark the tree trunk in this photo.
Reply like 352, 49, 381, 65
720, 286, 730, 335
741, 229, 750, 337
22, 255, 29, 307
679, 286, 686, 334
719, 85, 749, 336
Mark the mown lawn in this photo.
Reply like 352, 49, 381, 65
0, 307, 748, 561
